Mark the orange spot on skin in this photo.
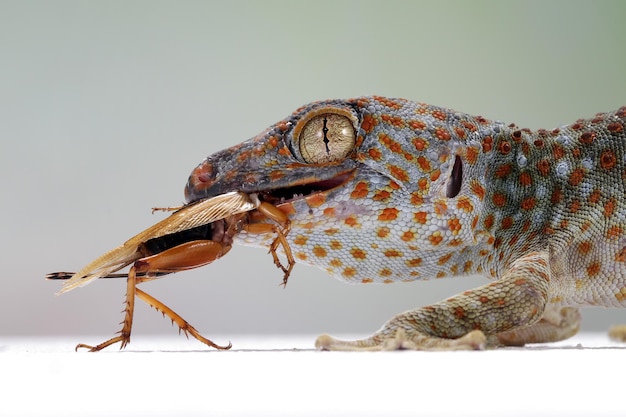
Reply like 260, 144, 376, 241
448, 218, 462, 234
519, 172, 532, 186
578, 241, 591, 254
389, 165, 410, 182
406, 258, 422, 267
537, 159, 550, 176
462, 120, 477, 132
438, 253, 453, 265
615, 248, 626, 262
607, 226, 622, 240
417, 178, 429, 191
432, 109, 447, 121
401, 230, 415, 241
362, 114, 378, 133
607, 122, 623, 133
313, 245, 327, 258
268, 170, 285, 181
552, 144, 565, 160
296, 252, 308, 261
361, 278, 374, 283
464, 261, 474, 273
329, 240, 342, 250
429, 232, 443, 246
568, 168, 585, 186
456, 197, 473, 212
586, 262, 601, 276
498, 141, 511, 155
484, 214, 494, 230
454, 307, 466, 319
368, 147, 382, 160
580, 131, 595, 144
384, 249, 402, 257
411, 193, 424, 206
379, 133, 403, 153
344, 216, 359, 227
416, 156, 432, 172
293, 235, 308, 246
374, 96, 402, 109
350, 248, 367, 260
465, 147, 478, 164
605, 199, 616, 218
409, 121, 427, 131
324, 228, 339, 235
378, 268, 392, 277
551, 188, 563, 204
521, 197, 536, 210
412, 137, 427, 152
588, 189, 602, 204
435, 127, 451, 140
342, 267, 357, 278
373, 190, 391, 201
470, 181, 485, 200
377, 227, 390, 238
430, 169, 441, 182
323, 207, 335, 217
492, 192, 507, 207
305, 192, 326, 208
570, 199, 580, 213
501, 217, 513, 229
350, 181, 369, 199
413, 211, 428, 224
278, 147, 291, 157
378, 207, 399, 221
601, 149, 617, 170
330, 258, 342, 267
495, 164, 512, 179
381, 114, 405, 128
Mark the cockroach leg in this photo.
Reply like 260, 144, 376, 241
75, 265, 137, 351
245, 201, 295, 286
135, 288, 231, 350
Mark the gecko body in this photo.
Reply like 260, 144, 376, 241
185, 96, 626, 350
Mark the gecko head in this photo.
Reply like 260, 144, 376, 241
184, 97, 491, 260
184, 99, 364, 207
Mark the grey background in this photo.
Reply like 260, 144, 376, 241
2, 0, 625, 339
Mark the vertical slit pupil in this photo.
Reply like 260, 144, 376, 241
322, 117, 330, 153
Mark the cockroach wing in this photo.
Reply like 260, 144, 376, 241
58, 192, 258, 294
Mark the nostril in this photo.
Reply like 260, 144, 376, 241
185, 160, 218, 201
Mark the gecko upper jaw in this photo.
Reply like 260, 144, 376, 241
258, 170, 355, 205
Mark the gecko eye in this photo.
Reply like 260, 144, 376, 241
446, 155, 463, 198
298, 113, 356, 164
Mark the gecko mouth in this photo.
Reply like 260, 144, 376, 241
258, 170, 355, 205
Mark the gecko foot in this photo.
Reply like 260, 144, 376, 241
315, 328, 486, 351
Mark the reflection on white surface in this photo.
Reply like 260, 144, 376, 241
1, 334, 624, 417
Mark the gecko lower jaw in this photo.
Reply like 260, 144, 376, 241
258, 170, 355, 205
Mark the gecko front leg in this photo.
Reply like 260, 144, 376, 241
316, 251, 558, 351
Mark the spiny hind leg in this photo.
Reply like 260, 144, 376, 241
135, 288, 231, 350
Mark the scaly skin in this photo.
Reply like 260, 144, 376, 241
185, 96, 626, 350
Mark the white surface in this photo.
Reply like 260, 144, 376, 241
1, 334, 624, 417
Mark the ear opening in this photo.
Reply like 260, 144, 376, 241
446, 155, 463, 198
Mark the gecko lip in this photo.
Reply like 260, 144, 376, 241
258, 170, 355, 205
